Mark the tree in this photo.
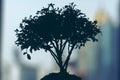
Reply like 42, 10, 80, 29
15, 3, 101, 74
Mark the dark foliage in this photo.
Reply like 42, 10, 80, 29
41, 72, 82, 80
15, 3, 101, 73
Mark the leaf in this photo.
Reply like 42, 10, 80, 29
21, 46, 26, 50
15, 29, 19, 33
30, 47, 33, 53
94, 20, 97, 24
45, 49, 47, 52
27, 54, 31, 60
23, 52, 27, 55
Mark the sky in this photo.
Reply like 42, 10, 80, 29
1, 0, 118, 67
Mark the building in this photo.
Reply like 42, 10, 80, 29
2, 48, 41, 80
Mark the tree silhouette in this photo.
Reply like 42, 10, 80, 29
15, 3, 100, 74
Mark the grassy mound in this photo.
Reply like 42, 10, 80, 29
41, 72, 82, 80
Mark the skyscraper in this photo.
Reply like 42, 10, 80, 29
0, 0, 2, 80
94, 9, 115, 80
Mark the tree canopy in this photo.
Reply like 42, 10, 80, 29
15, 3, 101, 72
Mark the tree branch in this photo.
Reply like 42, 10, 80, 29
50, 40, 57, 50
63, 43, 76, 70
60, 39, 63, 52
68, 42, 70, 53
48, 49, 60, 67
55, 39, 59, 51
61, 39, 68, 53
50, 40, 60, 55
50, 40, 63, 68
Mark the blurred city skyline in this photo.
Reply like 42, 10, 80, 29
1, 0, 119, 80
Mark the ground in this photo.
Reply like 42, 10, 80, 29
41, 72, 82, 80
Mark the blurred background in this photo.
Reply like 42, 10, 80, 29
0, 0, 119, 80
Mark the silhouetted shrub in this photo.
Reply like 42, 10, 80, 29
15, 3, 101, 80
15, 3, 100, 73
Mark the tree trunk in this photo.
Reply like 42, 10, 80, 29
60, 66, 67, 74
